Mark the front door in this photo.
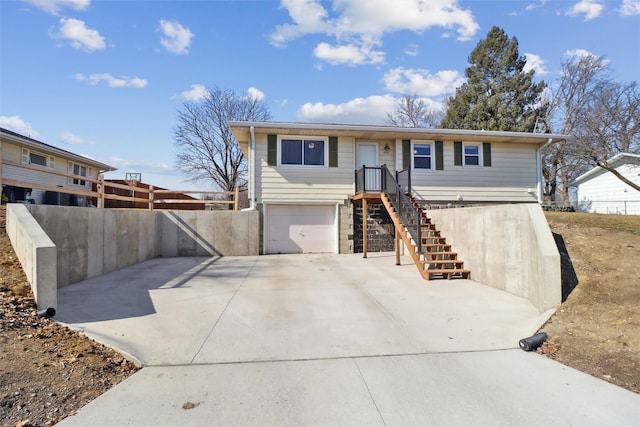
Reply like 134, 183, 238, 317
356, 142, 380, 191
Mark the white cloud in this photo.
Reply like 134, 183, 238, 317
270, 0, 479, 66
296, 94, 399, 125
159, 19, 194, 55
75, 73, 148, 88
524, 53, 548, 75
23, 0, 90, 15
564, 49, 610, 66
314, 41, 385, 65
270, 0, 333, 46
180, 84, 208, 101
0, 115, 41, 138
58, 131, 95, 145
51, 18, 106, 52
404, 43, 419, 57
566, 0, 604, 20
382, 67, 465, 97
620, 0, 640, 15
106, 157, 173, 174
247, 87, 265, 101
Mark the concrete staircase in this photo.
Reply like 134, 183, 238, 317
381, 193, 470, 280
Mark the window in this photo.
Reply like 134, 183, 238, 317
70, 162, 87, 185
412, 142, 433, 170
22, 148, 52, 167
463, 144, 481, 166
279, 137, 327, 167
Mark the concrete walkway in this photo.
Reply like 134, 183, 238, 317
55, 253, 640, 426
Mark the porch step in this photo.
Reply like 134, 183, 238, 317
423, 260, 465, 270
420, 251, 458, 261
425, 268, 471, 280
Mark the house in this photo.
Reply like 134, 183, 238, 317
571, 153, 640, 215
229, 121, 568, 266
1, 127, 116, 206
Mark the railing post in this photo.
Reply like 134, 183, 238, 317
407, 167, 412, 194
148, 185, 154, 211
97, 174, 104, 208
381, 165, 386, 193
234, 187, 239, 211
362, 165, 367, 192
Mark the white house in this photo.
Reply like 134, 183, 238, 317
1, 127, 116, 206
229, 121, 568, 256
571, 153, 640, 215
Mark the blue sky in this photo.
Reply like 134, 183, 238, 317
1, 0, 639, 190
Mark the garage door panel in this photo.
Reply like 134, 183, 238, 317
266, 205, 336, 254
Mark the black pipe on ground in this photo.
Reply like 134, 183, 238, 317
519, 332, 548, 351
37, 307, 56, 318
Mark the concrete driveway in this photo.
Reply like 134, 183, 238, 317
55, 253, 640, 426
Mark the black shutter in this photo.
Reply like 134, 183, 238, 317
454, 141, 462, 166
435, 141, 443, 170
483, 142, 492, 167
402, 139, 411, 169
329, 136, 338, 167
267, 134, 277, 166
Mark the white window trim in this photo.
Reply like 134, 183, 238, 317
68, 161, 88, 186
277, 135, 329, 168
412, 141, 435, 171
22, 148, 51, 167
462, 142, 483, 168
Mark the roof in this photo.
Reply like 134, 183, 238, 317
229, 121, 569, 155
570, 153, 640, 187
1, 127, 116, 172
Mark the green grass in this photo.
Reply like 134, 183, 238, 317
545, 211, 640, 235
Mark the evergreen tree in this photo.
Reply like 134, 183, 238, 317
441, 26, 547, 132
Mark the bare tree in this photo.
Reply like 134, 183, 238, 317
173, 87, 271, 200
543, 54, 640, 199
572, 81, 640, 191
387, 95, 444, 128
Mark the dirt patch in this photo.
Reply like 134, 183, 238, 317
538, 212, 640, 394
0, 207, 638, 426
0, 206, 139, 427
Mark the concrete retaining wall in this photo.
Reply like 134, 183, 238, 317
6, 204, 57, 310
7, 205, 259, 308
428, 203, 561, 313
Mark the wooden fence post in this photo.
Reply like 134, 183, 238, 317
97, 174, 104, 208
148, 186, 154, 211
234, 187, 239, 211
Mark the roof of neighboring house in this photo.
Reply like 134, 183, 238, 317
0, 127, 116, 172
229, 121, 570, 156
570, 153, 640, 187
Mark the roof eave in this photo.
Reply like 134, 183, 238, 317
228, 121, 569, 144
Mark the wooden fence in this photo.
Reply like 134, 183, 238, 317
1, 159, 239, 210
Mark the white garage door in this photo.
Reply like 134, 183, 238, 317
266, 205, 336, 254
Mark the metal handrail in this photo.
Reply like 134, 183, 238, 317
355, 165, 383, 193
381, 165, 422, 253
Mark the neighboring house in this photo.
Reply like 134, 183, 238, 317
571, 153, 640, 215
1, 127, 116, 206
229, 121, 568, 258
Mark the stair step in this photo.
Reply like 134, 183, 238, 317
422, 237, 447, 244
425, 269, 471, 280
423, 260, 465, 269
421, 251, 458, 261
423, 244, 452, 251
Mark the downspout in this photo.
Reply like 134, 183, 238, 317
535, 137, 555, 203
249, 125, 256, 210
